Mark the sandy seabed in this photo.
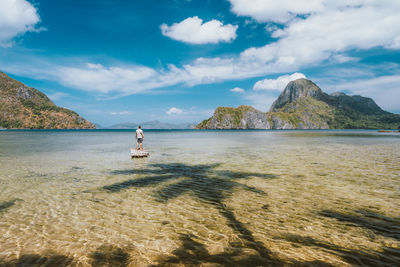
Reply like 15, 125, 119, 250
0, 130, 399, 266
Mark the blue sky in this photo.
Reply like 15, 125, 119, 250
1, 0, 400, 126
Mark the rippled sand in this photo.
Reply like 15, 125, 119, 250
0, 130, 399, 266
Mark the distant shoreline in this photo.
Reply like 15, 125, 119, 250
1, 128, 399, 132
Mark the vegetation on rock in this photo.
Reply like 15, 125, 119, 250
197, 105, 269, 129
0, 72, 95, 129
196, 78, 400, 130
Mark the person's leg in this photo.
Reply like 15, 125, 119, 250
136, 140, 139, 150
140, 142, 143, 150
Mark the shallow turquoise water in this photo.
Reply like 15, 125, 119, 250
0, 130, 399, 266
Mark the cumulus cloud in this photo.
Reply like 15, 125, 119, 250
0, 0, 43, 47
253, 73, 306, 91
0, 57, 263, 95
166, 107, 183, 115
160, 1, 400, 88
55, 63, 161, 94
2, 0, 400, 107
110, 111, 131, 115
236, 1, 400, 65
160, 16, 238, 44
229, 0, 323, 23
230, 87, 245, 93
165, 106, 213, 117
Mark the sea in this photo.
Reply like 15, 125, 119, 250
0, 129, 399, 266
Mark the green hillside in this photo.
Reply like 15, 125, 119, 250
197, 79, 400, 130
0, 72, 95, 129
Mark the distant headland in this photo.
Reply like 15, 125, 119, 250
98, 121, 195, 130
196, 79, 400, 130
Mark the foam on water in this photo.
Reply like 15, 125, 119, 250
0, 130, 399, 266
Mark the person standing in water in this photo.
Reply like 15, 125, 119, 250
136, 125, 144, 151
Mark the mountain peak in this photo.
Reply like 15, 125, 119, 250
197, 78, 400, 130
269, 78, 324, 112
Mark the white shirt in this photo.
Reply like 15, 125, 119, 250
136, 129, 143, 139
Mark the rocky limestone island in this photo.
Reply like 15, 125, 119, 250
0, 72, 95, 129
197, 78, 400, 129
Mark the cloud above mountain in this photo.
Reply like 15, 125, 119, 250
253, 73, 306, 91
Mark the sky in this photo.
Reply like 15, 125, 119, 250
1, 0, 400, 126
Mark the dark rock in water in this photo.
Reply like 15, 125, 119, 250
261, 204, 270, 210
162, 220, 170, 225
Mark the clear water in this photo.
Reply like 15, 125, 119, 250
0, 130, 399, 266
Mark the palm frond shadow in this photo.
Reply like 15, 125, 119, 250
104, 163, 279, 263
153, 233, 334, 267
0, 252, 73, 267
282, 232, 400, 266
319, 209, 400, 241
153, 233, 282, 267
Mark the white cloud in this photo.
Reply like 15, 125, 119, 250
2, 0, 400, 104
166, 107, 183, 115
160, 16, 238, 44
0, 0, 43, 47
47, 92, 68, 101
253, 73, 306, 91
230, 87, 245, 93
157, 1, 400, 88
229, 0, 323, 23
244, 92, 277, 112
330, 54, 359, 64
110, 111, 132, 115
234, 1, 400, 71
0, 56, 266, 95
55, 63, 162, 94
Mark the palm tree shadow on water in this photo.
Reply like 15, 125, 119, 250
103, 163, 286, 265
